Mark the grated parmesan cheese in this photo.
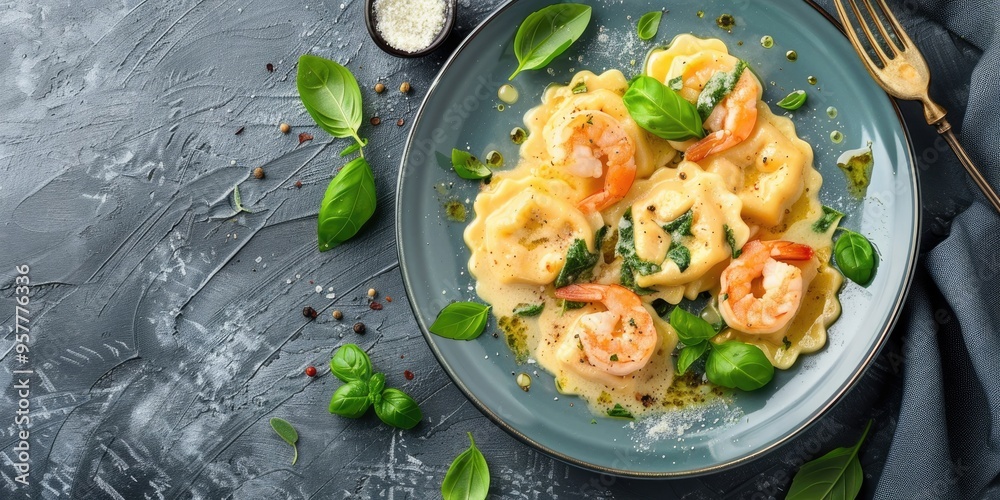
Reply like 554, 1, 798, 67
373, 0, 447, 53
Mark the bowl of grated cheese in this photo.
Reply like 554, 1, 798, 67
365, 0, 456, 57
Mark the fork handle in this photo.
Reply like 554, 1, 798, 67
935, 119, 1000, 214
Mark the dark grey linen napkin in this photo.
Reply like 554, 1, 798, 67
808, 0, 1000, 498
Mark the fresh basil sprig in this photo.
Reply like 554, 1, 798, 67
787, 420, 872, 500
297, 54, 374, 252
441, 433, 490, 500
509, 4, 592, 80
327, 344, 422, 429
296, 54, 365, 150
670, 309, 773, 389
269, 417, 299, 465
636, 11, 662, 40
623, 76, 705, 141
430, 302, 491, 340
451, 149, 492, 180
705, 341, 775, 391
777, 89, 808, 111
317, 157, 377, 252
834, 229, 877, 285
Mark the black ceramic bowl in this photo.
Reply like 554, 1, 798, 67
364, 0, 457, 58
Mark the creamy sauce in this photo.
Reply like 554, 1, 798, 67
464, 35, 843, 417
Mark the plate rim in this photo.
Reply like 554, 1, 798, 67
395, 0, 922, 478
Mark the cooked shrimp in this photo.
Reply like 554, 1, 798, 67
555, 284, 657, 376
719, 240, 814, 334
549, 111, 637, 212
685, 71, 761, 162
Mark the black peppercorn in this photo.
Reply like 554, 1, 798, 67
353, 322, 366, 334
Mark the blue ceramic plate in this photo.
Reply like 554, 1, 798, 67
396, 0, 918, 476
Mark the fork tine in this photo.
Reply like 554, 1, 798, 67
872, 0, 917, 51
845, 0, 893, 64
860, 0, 900, 55
833, 0, 887, 75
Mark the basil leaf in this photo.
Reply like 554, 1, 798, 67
328, 379, 372, 418
606, 404, 634, 419
669, 306, 717, 345
367, 372, 386, 404
662, 210, 693, 236
441, 433, 490, 500
571, 80, 587, 94
724, 224, 742, 258
696, 60, 747, 121
451, 149, 492, 180
317, 157, 377, 252
834, 230, 877, 285
329, 343, 373, 382
339, 138, 369, 157
787, 420, 872, 500
623, 76, 705, 141
269, 417, 299, 465
636, 11, 662, 40
510, 4, 592, 80
666, 242, 691, 272
813, 205, 845, 233
513, 303, 545, 317
429, 302, 491, 340
374, 388, 422, 429
705, 341, 774, 391
555, 238, 599, 288
777, 89, 808, 111
296, 54, 364, 144
677, 341, 711, 375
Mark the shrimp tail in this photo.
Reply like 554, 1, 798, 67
685, 130, 732, 162
767, 241, 814, 261
554, 284, 605, 302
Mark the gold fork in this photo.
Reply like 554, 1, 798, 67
833, 0, 1000, 213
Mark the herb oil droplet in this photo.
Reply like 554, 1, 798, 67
498, 84, 519, 104
827, 106, 839, 119
760, 35, 774, 48
715, 14, 736, 32
786, 50, 798, 61
696, 10, 705, 18
485, 150, 504, 168
807, 75, 818, 85
516, 372, 531, 391
510, 127, 528, 145
830, 130, 844, 143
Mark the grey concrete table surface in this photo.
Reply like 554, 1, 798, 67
0, 0, 980, 498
